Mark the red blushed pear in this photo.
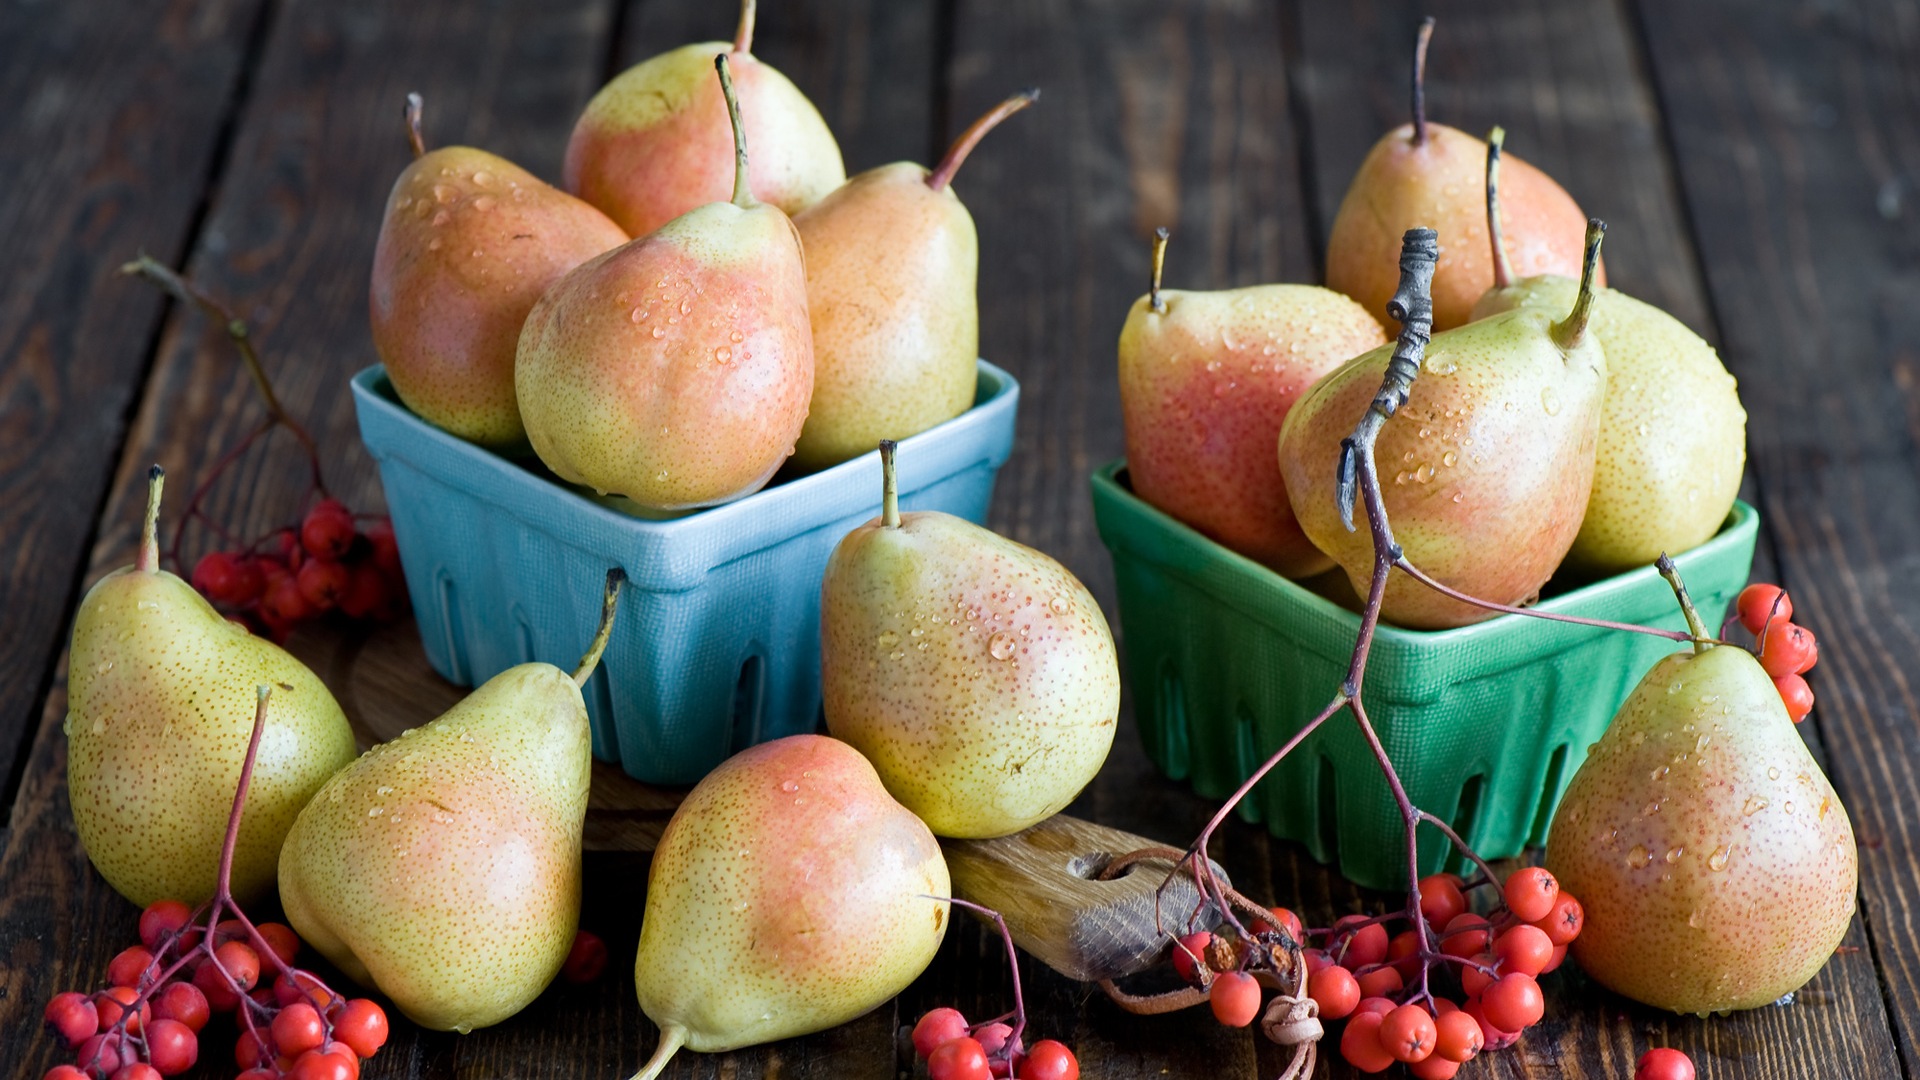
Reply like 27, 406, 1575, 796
628, 735, 949, 1079
517, 54, 814, 511
564, 0, 844, 238
1324, 17, 1597, 333
1117, 228, 1388, 576
1280, 221, 1609, 630
370, 95, 627, 450
789, 90, 1037, 472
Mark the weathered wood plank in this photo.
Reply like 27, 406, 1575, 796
1636, 1, 1920, 1076
0, 0, 269, 824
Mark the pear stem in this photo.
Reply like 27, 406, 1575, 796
927, 89, 1039, 193
572, 568, 628, 687
714, 54, 753, 209
733, 0, 756, 54
1551, 218, 1606, 353
630, 1024, 687, 1080
1148, 227, 1170, 315
1656, 553, 1714, 652
138, 465, 165, 573
404, 92, 426, 159
1485, 126, 1514, 288
1410, 16, 1435, 147
878, 440, 901, 529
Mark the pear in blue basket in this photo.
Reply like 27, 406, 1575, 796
277, 570, 623, 1032
821, 442, 1120, 838
65, 467, 356, 907
1471, 128, 1746, 575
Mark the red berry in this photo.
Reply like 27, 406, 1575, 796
1636, 1047, 1697, 1080
1387, 928, 1422, 976
1209, 971, 1261, 1027
1736, 584, 1791, 634
317, 1043, 363, 1080
290, 1049, 356, 1080
1758, 621, 1818, 677
1463, 996, 1520, 1052
1170, 931, 1214, 983
912, 1008, 970, 1060
1542, 943, 1569, 973
106, 946, 155, 990
77, 1032, 133, 1077
1308, 964, 1360, 1019
145, 1018, 198, 1076
1536, 893, 1585, 946
1017, 1039, 1078, 1080
1333, 916, 1389, 968
1440, 913, 1491, 958
261, 573, 318, 627
302, 501, 356, 560
366, 519, 401, 576
138, 900, 193, 951
151, 982, 209, 1033
272, 1002, 327, 1057
332, 999, 389, 1059
93, 986, 149, 1034
1257, 906, 1304, 944
1380, 1003, 1437, 1063
1460, 953, 1498, 997
254, 921, 301, 964
297, 558, 351, 610
1354, 996, 1397, 1019
214, 941, 261, 990
1482, 972, 1545, 1031
1418, 875, 1467, 926
1302, 948, 1333, 975
337, 561, 393, 620
1409, 1055, 1461, 1079
46, 992, 98, 1047
1503, 867, 1559, 923
1339, 1011, 1395, 1073
192, 551, 266, 607
560, 929, 608, 983
237, 1072, 276, 1080
109, 1065, 162, 1080
192, 959, 240, 1013
234, 1029, 273, 1070
44, 1068, 91, 1080
1493, 923, 1555, 977
274, 971, 338, 1012
1776, 672, 1815, 723
1434, 1007, 1484, 1062
927, 1037, 992, 1080
1355, 963, 1403, 999
974, 1021, 1015, 1063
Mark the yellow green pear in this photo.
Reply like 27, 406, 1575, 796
1471, 129, 1746, 574
631, 734, 949, 1080
820, 443, 1120, 838
1544, 562, 1855, 1014
278, 570, 623, 1033
1280, 223, 1609, 630
789, 91, 1036, 471
65, 467, 356, 907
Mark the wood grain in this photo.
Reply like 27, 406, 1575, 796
0, 0, 270, 824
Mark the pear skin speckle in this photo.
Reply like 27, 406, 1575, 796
278, 663, 591, 1032
1544, 646, 1856, 1014
633, 735, 948, 1054
820, 512, 1120, 838
65, 565, 356, 908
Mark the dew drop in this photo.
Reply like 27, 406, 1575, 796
431, 210, 451, 227
376, 786, 394, 796
916, 641, 929, 651
630, 307, 645, 323
1395, 471, 1410, 485
651, 326, 665, 338
432, 184, 456, 204
1451, 492, 1464, 503
1649, 765, 1669, 783
889, 650, 906, 661
1784, 800, 1796, 814
1442, 451, 1458, 467
472, 195, 496, 211
714, 346, 733, 363
655, 470, 669, 482
876, 630, 900, 650
368, 806, 385, 817
1541, 388, 1561, 416
471, 170, 493, 187
1666, 846, 1686, 864
1696, 733, 1712, 752
729, 329, 744, 342
1049, 595, 1071, 615
1205, 360, 1222, 373
1597, 827, 1619, 848
1767, 766, 1781, 780
988, 632, 1016, 660
91, 717, 107, 735
1413, 463, 1435, 483
1688, 909, 1705, 928
780, 780, 799, 793
94, 660, 113, 675
1707, 846, 1731, 871
909, 627, 924, 637
1627, 844, 1652, 869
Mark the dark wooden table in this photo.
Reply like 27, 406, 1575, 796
3, 1, 1916, 1077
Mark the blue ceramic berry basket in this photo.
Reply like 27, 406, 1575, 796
351, 361, 1019, 785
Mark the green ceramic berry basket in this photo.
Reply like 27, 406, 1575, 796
1089, 460, 1759, 890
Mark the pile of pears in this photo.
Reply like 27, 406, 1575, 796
371, 0, 1037, 510
1118, 23, 1746, 629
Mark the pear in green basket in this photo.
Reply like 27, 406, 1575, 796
1118, 228, 1387, 577
820, 443, 1120, 838
789, 90, 1036, 472
1280, 221, 1609, 630
518, 55, 813, 510
65, 467, 357, 907
630, 734, 949, 1080
370, 94, 627, 450
564, 0, 843, 238
1544, 561, 1854, 1015
1471, 128, 1746, 575
277, 570, 623, 1033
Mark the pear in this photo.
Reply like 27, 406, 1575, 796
789, 90, 1036, 472
1472, 129, 1747, 574
65, 467, 356, 907
820, 443, 1120, 838
277, 570, 623, 1033
369, 95, 627, 450
1118, 228, 1388, 576
564, 0, 844, 238
518, 55, 813, 510
1544, 562, 1855, 1014
1324, 18, 1595, 333
630, 734, 949, 1079
1280, 221, 1610, 630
